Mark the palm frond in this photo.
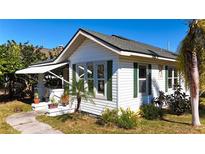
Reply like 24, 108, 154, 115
177, 19, 205, 92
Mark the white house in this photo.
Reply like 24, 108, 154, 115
16, 28, 186, 115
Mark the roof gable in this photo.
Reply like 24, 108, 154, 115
54, 28, 177, 63
80, 29, 177, 59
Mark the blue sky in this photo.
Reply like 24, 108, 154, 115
0, 19, 188, 52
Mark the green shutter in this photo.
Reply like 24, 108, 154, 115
133, 63, 138, 98
107, 60, 113, 101
72, 64, 76, 93
148, 64, 152, 95
165, 65, 168, 92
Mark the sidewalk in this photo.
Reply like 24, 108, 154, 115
6, 111, 63, 134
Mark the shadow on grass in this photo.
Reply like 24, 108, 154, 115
56, 114, 74, 122
160, 117, 191, 126
55, 112, 85, 122
0, 94, 33, 105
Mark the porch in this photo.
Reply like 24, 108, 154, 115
15, 62, 75, 116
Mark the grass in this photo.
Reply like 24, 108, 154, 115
37, 97, 205, 134
37, 110, 205, 134
0, 101, 31, 134
1, 99, 205, 134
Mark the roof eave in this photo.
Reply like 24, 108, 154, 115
120, 50, 176, 62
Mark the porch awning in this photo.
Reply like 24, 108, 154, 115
15, 62, 68, 74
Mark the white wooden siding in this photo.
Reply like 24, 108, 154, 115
118, 58, 142, 111
117, 57, 179, 111
68, 39, 119, 115
151, 64, 165, 97
66, 38, 188, 115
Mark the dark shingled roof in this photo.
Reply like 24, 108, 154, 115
80, 28, 177, 59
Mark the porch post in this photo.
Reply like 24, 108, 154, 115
37, 73, 45, 101
61, 76, 64, 88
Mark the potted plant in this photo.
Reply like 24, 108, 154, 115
34, 92, 40, 104
61, 93, 69, 106
48, 97, 58, 109
61, 85, 69, 106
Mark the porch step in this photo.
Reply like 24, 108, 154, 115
46, 104, 75, 117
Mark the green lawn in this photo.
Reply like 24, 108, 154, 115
37, 109, 205, 134
0, 101, 31, 134
1, 100, 205, 134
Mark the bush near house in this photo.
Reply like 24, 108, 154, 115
117, 108, 138, 129
100, 108, 138, 129
153, 85, 191, 115
140, 103, 162, 120
167, 85, 191, 115
101, 108, 118, 124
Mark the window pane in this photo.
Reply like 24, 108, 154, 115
174, 69, 177, 77
77, 64, 84, 79
139, 65, 146, 78
88, 80, 93, 92
168, 79, 172, 88
139, 80, 146, 93
87, 63, 93, 78
174, 78, 178, 85
97, 64, 104, 78
168, 68, 172, 77
98, 80, 104, 94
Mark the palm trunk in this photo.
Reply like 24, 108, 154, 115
75, 96, 81, 112
190, 52, 201, 126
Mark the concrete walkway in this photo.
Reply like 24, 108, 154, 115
6, 112, 63, 134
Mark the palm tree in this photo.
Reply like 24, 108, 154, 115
178, 19, 205, 126
69, 79, 94, 112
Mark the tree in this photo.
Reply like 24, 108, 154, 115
0, 40, 46, 97
20, 42, 46, 68
0, 40, 23, 96
177, 19, 205, 126
69, 79, 94, 112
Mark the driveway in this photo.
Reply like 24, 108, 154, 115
6, 111, 63, 134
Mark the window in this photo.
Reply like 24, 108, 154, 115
168, 68, 172, 89
97, 64, 105, 95
77, 64, 85, 89
139, 65, 147, 94
167, 67, 178, 89
174, 68, 178, 87
74, 61, 107, 99
77, 64, 85, 80
87, 63, 94, 92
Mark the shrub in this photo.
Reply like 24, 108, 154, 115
153, 91, 167, 109
153, 85, 191, 115
167, 85, 191, 115
140, 103, 161, 120
101, 108, 118, 124
100, 108, 138, 129
117, 108, 138, 129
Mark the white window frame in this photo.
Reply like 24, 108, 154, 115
86, 62, 94, 93
74, 61, 107, 100
138, 64, 148, 96
76, 63, 86, 81
95, 61, 107, 99
168, 67, 179, 90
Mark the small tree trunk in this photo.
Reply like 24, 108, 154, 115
190, 52, 201, 126
75, 96, 81, 112
9, 74, 13, 98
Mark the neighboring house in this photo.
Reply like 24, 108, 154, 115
16, 28, 187, 115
